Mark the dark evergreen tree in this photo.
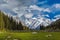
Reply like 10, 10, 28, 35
0, 11, 29, 31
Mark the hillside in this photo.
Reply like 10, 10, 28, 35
0, 11, 28, 31
46, 19, 60, 31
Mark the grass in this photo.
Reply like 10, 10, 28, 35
0, 31, 60, 40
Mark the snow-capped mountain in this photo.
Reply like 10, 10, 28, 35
7, 13, 51, 29
0, 0, 60, 29
23, 17, 51, 29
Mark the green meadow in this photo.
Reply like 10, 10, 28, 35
0, 31, 60, 40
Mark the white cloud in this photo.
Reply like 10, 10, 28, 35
0, 4, 7, 7
24, 13, 33, 18
52, 15, 60, 21
37, 1, 47, 5
0, 0, 20, 11
54, 15, 60, 18
32, 17, 37, 20
4, 0, 9, 3
51, 4, 60, 12
12, 6, 28, 13
29, 5, 51, 13
54, 4, 60, 8
51, 19, 56, 21
29, 5, 44, 11
42, 14, 50, 17
43, 8, 51, 13
12, 6, 34, 18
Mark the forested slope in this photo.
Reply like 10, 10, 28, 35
0, 11, 29, 31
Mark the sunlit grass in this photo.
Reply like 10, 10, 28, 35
0, 31, 60, 40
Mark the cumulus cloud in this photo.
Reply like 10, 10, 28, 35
53, 4, 60, 8
51, 4, 60, 12
42, 14, 50, 17
24, 13, 33, 18
29, 5, 51, 13
43, 8, 51, 13
29, 5, 44, 11
1, 0, 19, 8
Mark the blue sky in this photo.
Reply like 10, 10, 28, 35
37, 0, 60, 20
0, 0, 60, 29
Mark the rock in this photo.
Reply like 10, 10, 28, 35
45, 34, 52, 37
7, 36, 11, 38
48, 34, 52, 37
32, 32, 37, 34
5, 39, 7, 40
45, 35, 49, 37
13, 39, 18, 40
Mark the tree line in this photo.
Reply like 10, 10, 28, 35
0, 11, 29, 31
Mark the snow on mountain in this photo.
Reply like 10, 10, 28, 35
0, 0, 60, 29
20, 15, 51, 29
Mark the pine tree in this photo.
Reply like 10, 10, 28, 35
0, 11, 5, 30
0, 11, 29, 31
